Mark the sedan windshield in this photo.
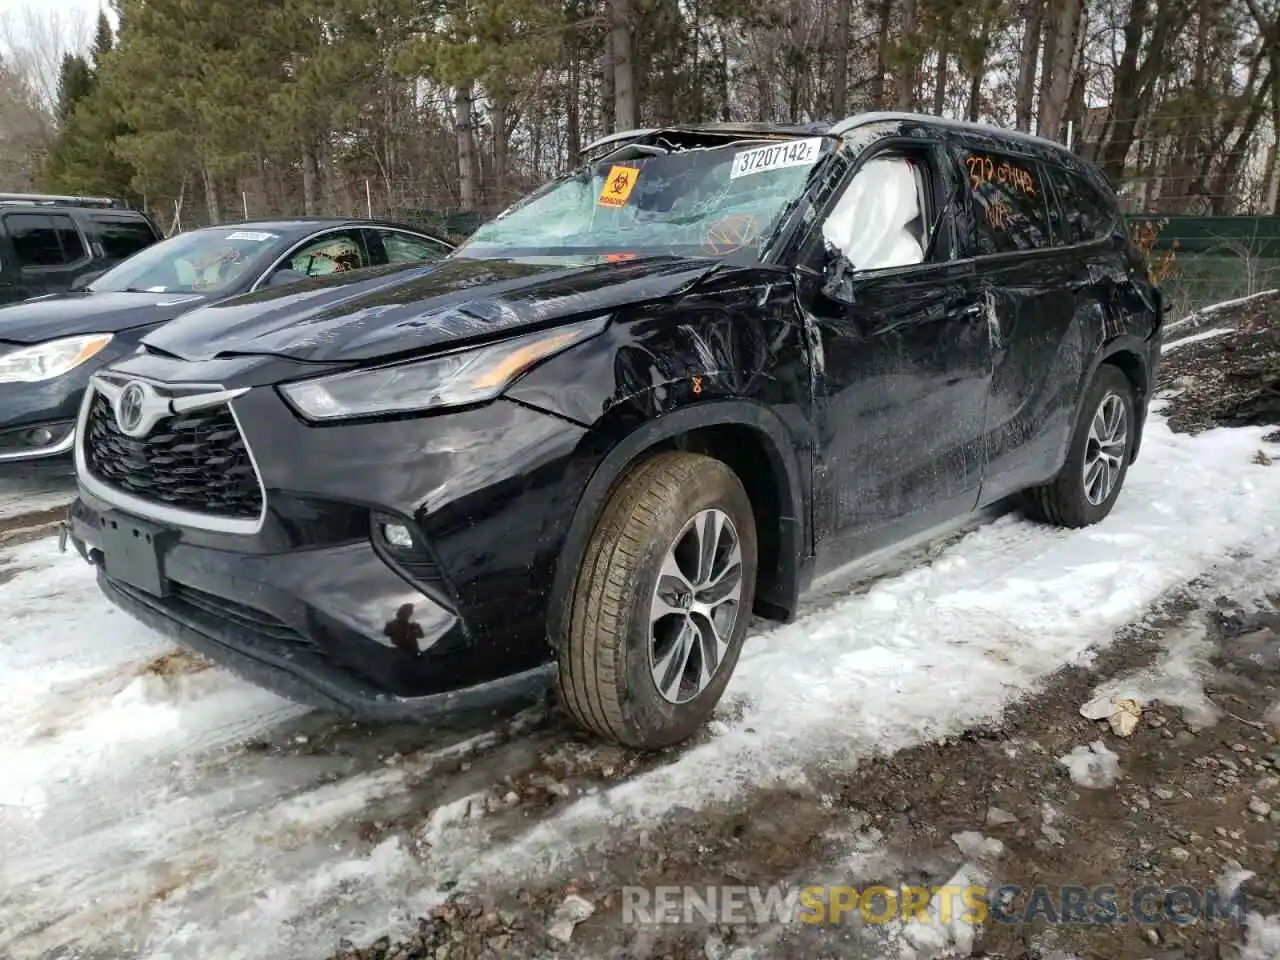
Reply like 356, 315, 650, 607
458, 136, 834, 261
89, 227, 290, 295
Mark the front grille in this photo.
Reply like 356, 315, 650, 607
84, 392, 263, 520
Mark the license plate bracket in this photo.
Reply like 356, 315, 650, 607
99, 511, 177, 597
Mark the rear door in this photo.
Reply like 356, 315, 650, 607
0, 211, 93, 300
90, 214, 163, 266
948, 139, 1086, 506
363, 227, 453, 267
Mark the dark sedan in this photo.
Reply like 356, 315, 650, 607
0, 217, 453, 469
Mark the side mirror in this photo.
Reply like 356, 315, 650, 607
819, 250, 858, 305
266, 268, 307, 288
70, 271, 102, 291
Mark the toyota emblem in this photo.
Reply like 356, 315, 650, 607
116, 382, 147, 436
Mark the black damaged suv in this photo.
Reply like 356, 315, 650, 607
65, 113, 1162, 749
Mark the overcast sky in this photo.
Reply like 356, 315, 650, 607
0, 0, 116, 111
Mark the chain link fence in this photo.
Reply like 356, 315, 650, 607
1129, 215, 1280, 317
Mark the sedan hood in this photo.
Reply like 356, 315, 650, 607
0, 291, 208, 344
140, 255, 720, 364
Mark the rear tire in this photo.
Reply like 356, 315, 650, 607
556, 451, 758, 750
1022, 363, 1135, 528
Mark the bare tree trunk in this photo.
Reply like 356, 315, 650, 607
1269, 78, 1280, 213
965, 7, 993, 121
454, 84, 477, 210
870, 0, 892, 107
717, 30, 730, 121
491, 89, 509, 210
566, 52, 581, 158
600, 29, 615, 132
932, 28, 950, 115
1014, 0, 1043, 131
831, 0, 852, 117
1096, 0, 1150, 180
1205, 59, 1271, 214
895, 0, 919, 110
1037, 0, 1084, 141
1062, 2, 1089, 144
611, 0, 637, 130
202, 165, 222, 225
301, 145, 319, 216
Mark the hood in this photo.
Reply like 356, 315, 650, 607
0, 290, 208, 344
140, 255, 720, 364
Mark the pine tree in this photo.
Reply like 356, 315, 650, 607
53, 54, 93, 127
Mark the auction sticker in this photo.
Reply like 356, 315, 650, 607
729, 138, 823, 179
225, 231, 277, 242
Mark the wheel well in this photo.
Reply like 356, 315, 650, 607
646, 424, 788, 621
1100, 349, 1147, 461
1102, 350, 1144, 403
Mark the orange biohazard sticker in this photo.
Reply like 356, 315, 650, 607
597, 166, 639, 207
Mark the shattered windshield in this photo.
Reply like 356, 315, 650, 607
458, 136, 835, 261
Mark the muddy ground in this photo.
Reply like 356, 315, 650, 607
322, 565, 1280, 960
1159, 289, 1280, 439
316, 296, 1280, 960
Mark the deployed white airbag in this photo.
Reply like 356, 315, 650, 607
822, 157, 925, 271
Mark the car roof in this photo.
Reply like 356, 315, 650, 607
583, 112, 1072, 159
829, 111, 1072, 154
0, 202, 152, 217
184, 217, 454, 243
582, 122, 833, 154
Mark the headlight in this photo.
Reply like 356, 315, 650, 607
0, 334, 113, 384
278, 314, 608, 421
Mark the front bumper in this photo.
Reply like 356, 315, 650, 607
0, 341, 133, 464
70, 374, 588, 719
0, 380, 82, 464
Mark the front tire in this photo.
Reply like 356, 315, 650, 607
1022, 363, 1136, 528
557, 451, 758, 750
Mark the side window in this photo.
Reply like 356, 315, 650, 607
51, 214, 87, 261
4, 213, 89, 267
822, 154, 931, 272
5, 214, 64, 267
958, 149, 1051, 255
379, 230, 449, 264
284, 231, 370, 277
1046, 166, 1119, 245
95, 218, 160, 259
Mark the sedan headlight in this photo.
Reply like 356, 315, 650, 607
0, 334, 113, 384
279, 314, 608, 421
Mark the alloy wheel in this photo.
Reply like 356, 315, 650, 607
1083, 392, 1128, 506
648, 508, 744, 704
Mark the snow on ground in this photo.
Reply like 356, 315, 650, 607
431, 414, 1280, 890
1161, 326, 1234, 353
0, 473, 75, 522
1162, 288, 1280, 335
1, 411, 1279, 959
1241, 912, 1280, 960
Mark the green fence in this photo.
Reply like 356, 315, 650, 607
1126, 214, 1280, 316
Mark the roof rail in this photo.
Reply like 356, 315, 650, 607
0, 192, 129, 210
